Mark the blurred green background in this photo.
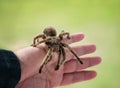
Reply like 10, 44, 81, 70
0, 0, 120, 88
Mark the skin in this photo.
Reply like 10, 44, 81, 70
15, 33, 101, 88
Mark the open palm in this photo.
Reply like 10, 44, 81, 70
15, 33, 101, 88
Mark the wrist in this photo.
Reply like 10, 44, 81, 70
14, 47, 41, 82
14, 50, 26, 82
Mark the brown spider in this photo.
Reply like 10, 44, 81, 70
31, 26, 83, 73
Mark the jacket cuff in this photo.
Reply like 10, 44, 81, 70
0, 49, 21, 88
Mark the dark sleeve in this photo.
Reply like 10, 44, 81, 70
0, 49, 21, 88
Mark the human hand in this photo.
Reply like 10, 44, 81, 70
15, 33, 101, 88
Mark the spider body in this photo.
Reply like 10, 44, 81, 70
45, 37, 61, 51
31, 27, 83, 73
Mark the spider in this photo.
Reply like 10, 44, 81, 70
31, 26, 83, 73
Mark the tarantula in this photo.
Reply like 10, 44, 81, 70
31, 27, 83, 73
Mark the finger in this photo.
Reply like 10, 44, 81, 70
62, 33, 84, 44
64, 56, 101, 73
61, 70, 97, 86
66, 44, 96, 58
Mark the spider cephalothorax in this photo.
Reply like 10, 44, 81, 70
31, 26, 83, 73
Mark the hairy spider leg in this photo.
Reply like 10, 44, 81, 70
39, 48, 53, 73
59, 44, 66, 65
45, 54, 52, 65
55, 49, 62, 70
62, 43, 83, 64
32, 37, 52, 47
59, 32, 70, 40
33, 34, 45, 46
32, 39, 46, 47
